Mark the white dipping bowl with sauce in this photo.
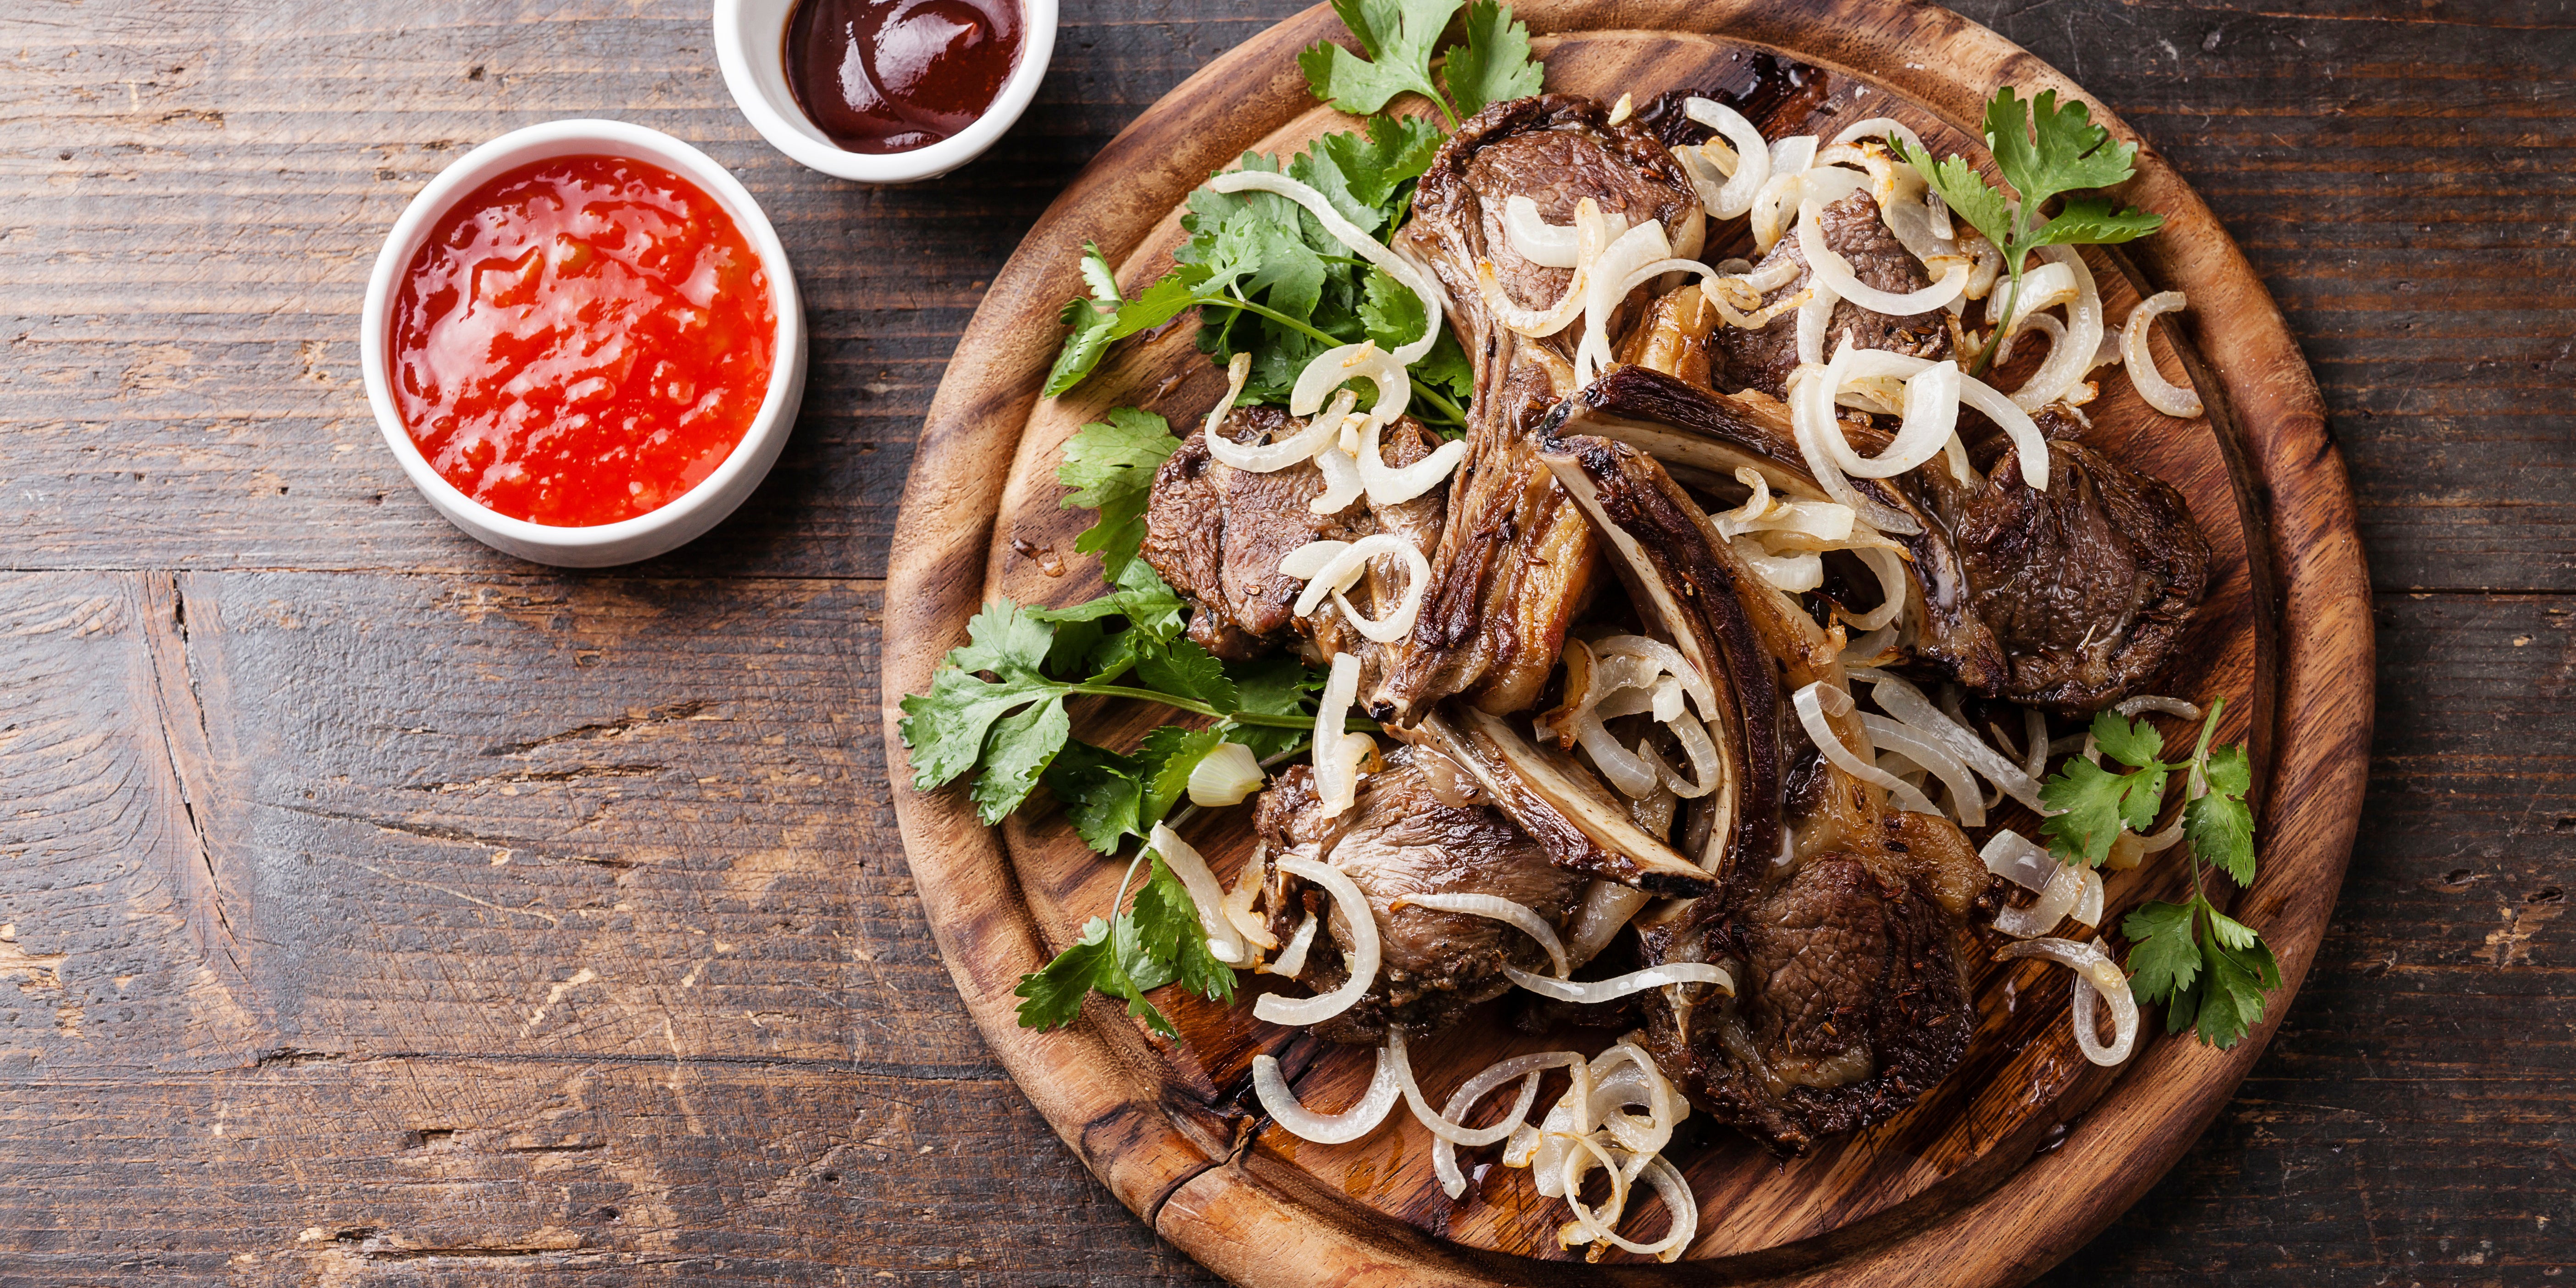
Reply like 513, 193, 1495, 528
359, 118, 806, 568
714, 0, 1057, 183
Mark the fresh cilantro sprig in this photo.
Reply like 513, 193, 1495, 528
1014, 843, 1238, 1038
1893, 86, 2165, 377
1299, 0, 1543, 126
1047, 121, 1471, 424
1046, 3, 1546, 417
2037, 698, 2279, 1049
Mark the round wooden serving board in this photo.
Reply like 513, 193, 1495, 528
882, 3, 2372, 1283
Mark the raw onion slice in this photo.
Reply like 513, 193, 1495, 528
1309, 653, 1373, 819
1401, 893, 1570, 977
1980, 828, 2059, 893
1798, 173, 1969, 316
1860, 714, 1983, 825
1431, 1051, 1581, 1197
1592, 635, 1717, 723
1278, 539, 1349, 581
1793, 681, 1942, 815
1790, 361, 1920, 535
1682, 97, 1771, 219
1356, 410, 1467, 505
1199, 351, 1252, 442
1187, 741, 1266, 808
1203, 397, 1345, 472
1253, 1045, 1401, 1144
1502, 960, 1733, 1004
2022, 707, 2050, 783
1837, 547, 1910, 633
1793, 278, 1838, 366
2071, 866, 2105, 929
1832, 115, 1927, 156
1575, 219, 1678, 385
1851, 666, 2046, 809
1994, 857, 2086, 938
2118, 694, 2205, 721
1223, 854, 1280, 954
1477, 257, 1589, 337
1291, 340, 1410, 427
2121, 291, 2204, 416
1207, 169, 1441, 363
1254, 851, 1380, 1025
1575, 709, 1663, 799
1503, 194, 1581, 268
1149, 823, 1252, 964
1288, 533, 1428, 644
1310, 444, 1365, 515
1661, 711, 1724, 799
2004, 247, 2104, 412
1842, 623, 1899, 666
1999, 936, 2140, 1066
1268, 910, 1319, 977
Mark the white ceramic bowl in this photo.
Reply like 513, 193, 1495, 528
713, 0, 1057, 184
360, 119, 806, 568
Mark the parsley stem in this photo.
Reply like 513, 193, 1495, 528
1069, 683, 1310, 727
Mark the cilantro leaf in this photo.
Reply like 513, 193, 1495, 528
948, 599, 1054, 677
1988, 87, 2139, 209
1014, 916, 1116, 1030
2195, 924, 2280, 1049
1138, 725, 1225, 827
1056, 407, 1182, 580
967, 694, 1071, 824
1440, 0, 1544, 119
899, 665, 1051, 791
1042, 739, 1148, 854
2039, 756, 2136, 866
2089, 710, 2166, 770
2187, 784, 2257, 885
1137, 851, 1239, 1004
1896, 134, 2012, 255
2201, 739, 2252, 799
2030, 194, 2164, 247
1042, 246, 1211, 398
1300, 0, 1462, 122
1359, 264, 1432, 352
1311, 114, 1446, 214
1134, 637, 1238, 714
2120, 899, 2202, 1004
1226, 655, 1323, 759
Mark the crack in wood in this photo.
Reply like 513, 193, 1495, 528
482, 700, 715, 757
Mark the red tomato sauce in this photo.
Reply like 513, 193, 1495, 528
389, 155, 776, 528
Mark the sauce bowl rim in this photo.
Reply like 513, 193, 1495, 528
712, 0, 1059, 184
359, 117, 807, 566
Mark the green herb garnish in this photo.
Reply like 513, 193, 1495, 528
1013, 845, 1238, 1038
2038, 698, 2278, 1049
1894, 86, 2165, 377
1299, 0, 1543, 126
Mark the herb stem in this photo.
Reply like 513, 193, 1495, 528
1213, 294, 1469, 427
1070, 683, 1312, 728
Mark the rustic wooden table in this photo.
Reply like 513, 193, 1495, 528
0, 0, 2564, 1283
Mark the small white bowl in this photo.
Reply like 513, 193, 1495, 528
360, 119, 806, 568
713, 0, 1057, 184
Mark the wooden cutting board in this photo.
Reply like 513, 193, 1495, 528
880, 2, 2371, 1283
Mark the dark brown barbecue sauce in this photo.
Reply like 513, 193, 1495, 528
783, 0, 1023, 155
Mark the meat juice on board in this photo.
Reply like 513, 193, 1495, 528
387, 155, 775, 528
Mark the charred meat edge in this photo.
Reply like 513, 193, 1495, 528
1403, 708, 1717, 899
1533, 434, 1786, 889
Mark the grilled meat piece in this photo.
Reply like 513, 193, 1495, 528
1140, 405, 1447, 661
1636, 848, 1974, 1155
1710, 189, 1954, 400
1405, 705, 1718, 898
1369, 94, 1703, 723
1549, 365, 2210, 714
1906, 430, 2213, 713
1256, 748, 1584, 1044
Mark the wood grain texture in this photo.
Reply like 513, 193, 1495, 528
0, 0, 2568, 1284
883, 1, 2368, 1282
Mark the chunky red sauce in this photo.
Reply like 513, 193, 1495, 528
389, 155, 775, 528
784, 0, 1022, 154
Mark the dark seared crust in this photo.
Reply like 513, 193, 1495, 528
1710, 189, 1955, 400
1534, 434, 1786, 884
1548, 365, 2005, 693
1639, 855, 1974, 1154
1255, 753, 1582, 1044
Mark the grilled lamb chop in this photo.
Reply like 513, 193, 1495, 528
1140, 405, 1448, 663
1549, 365, 2210, 714
1537, 430, 1984, 1155
1709, 187, 1954, 400
1368, 94, 1703, 724
1255, 747, 1584, 1044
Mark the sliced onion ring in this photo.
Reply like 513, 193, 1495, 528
1266, 910, 1318, 977
1254, 1045, 1401, 1143
1503, 194, 1581, 268
1994, 857, 2086, 938
1502, 961, 1733, 1004
2121, 291, 2204, 416
1980, 827, 2059, 893
1793, 681, 1941, 815
1308, 652, 1372, 820
1203, 396, 1345, 473
1254, 851, 1380, 1025
1797, 172, 1969, 316
1998, 936, 2140, 1066
1432, 1051, 1581, 1198
1399, 893, 1570, 978
1149, 822, 1252, 965
1310, 444, 1364, 515
1291, 340, 1410, 425
1357, 413, 1467, 505
1682, 97, 1771, 219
